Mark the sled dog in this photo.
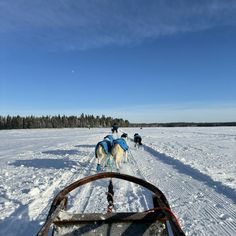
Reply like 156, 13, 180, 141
95, 135, 114, 169
134, 133, 142, 148
111, 133, 129, 171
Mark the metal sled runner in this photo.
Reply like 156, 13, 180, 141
37, 172, 185, 236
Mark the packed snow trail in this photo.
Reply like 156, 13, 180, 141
124, 140, 236, 236
0, 129, 101, 236
63, 137, 236, 236
0, 128, 236, 236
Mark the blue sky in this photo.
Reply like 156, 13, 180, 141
1, 0, 236, 123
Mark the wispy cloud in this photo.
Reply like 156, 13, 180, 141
1, 0, 236, 50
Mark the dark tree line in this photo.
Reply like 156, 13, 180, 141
0, 114, 130, 130
130, 122, 236, 127
1, 115, 235, 130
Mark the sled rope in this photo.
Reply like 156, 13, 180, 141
106, 179, 114, 213
106, 156, 114, 172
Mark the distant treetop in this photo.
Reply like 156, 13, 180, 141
0, 114, 129, 130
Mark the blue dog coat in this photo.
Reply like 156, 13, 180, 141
95, 139, 113, 157
113, 138, 129, 151
104, 135, 114, 143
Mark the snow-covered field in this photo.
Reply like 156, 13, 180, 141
0, 127, 235, 236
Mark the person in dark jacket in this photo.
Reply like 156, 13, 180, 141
111, 123, 119, 133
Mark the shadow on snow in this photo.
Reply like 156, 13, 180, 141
144, 145, 236, 204
9, 158, 78, 169
42, 149, 80, 156
0, 192, 42, 236
74, 144, 96, 148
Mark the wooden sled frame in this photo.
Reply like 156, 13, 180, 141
37, 172, 185, 236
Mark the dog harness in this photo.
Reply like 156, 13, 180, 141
104, 135, 114, 143
113, 138, 129, 151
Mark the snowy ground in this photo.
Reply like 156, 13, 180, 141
0, 127, 235, 236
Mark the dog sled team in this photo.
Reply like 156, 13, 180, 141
95, 132, 129, 172
95, 126, 143, 172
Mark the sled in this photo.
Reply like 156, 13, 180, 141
37, 172, 185, 236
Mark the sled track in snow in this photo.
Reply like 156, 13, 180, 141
117, 148, 153, 212
63, 138, 236, 236
63, 144, 99, 213
129, 142, 236, 236
0, 144, 97, 236
143, 144, 236, 204
68, 142, 155, 214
